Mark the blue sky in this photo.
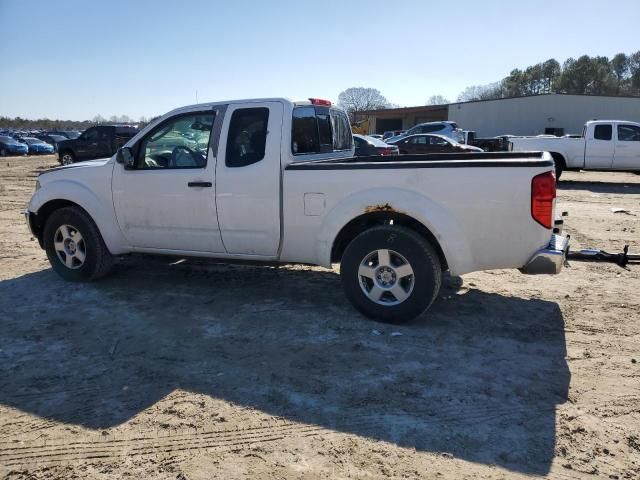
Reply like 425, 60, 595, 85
1, 0, 639, 120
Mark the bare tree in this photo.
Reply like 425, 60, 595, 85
425, 95, 450, 105
337, 87, 390, 120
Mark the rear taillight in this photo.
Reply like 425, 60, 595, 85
531, 171, 556, 228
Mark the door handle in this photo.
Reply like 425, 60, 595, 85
188, 181, 212, 187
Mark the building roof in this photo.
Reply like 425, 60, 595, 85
360, 93, 640, 115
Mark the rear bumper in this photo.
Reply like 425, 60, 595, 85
519, 234, 569, 275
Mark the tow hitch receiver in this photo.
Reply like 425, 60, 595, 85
567, 245, 639, 268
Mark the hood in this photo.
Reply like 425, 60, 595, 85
38, 158, 112, 177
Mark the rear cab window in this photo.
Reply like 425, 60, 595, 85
292, 105, 352, 156
593, 124, 612, 141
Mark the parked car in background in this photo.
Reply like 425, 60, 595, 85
382, 130, 405, 141
386, 121, 464, 144
510, 120, 640, 178
21, 137, 55, 154
49, 130, 82, 140
353, 134, 399, 157
0, 135, 29, 156
35, 134, 68, 152
57, 125, 139, 165
388, 134, 483, 154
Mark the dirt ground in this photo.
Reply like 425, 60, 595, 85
0, 155, 638, 480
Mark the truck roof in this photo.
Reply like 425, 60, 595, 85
585, 119, 640, 125
165, 98, 347, 117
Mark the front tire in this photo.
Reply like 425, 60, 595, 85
61, 151, 75, 165
340, 225, 442, 323
43, 207, 114, 281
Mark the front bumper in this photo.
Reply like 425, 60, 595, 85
519, 234, 570, 275
24, 209, 35, 235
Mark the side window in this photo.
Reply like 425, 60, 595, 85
594, 124, 612, 141
83, 128, 99, 141
330, 111, 352, 151
429, 136, 447, 145
226, 107, 269, 167
409, 136, 427, 144
98, 128, 110, 141
317, 113, 332, 152
136, 112, 214, 169
292, 107, 319, 154
617, 124, 640, 142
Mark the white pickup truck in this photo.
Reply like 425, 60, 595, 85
510, 120, 640, 178
25, 97, 568, 323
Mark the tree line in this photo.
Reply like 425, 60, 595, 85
457, 52, 640, 101
0, 114, 150, 130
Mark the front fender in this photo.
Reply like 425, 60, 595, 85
316, 187, 473, 275
29, 179, 128, 255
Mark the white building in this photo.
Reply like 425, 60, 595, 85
361, 94, 640, 137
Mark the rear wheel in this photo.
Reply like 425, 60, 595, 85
43, 207, 114, 281
340, 225, 442, 323
551, 154, 565, 180
61, 151, 75, 165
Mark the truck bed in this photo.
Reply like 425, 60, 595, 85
281, 151, 555, 275
286, 151, 551, 169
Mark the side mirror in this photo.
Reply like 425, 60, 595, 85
116, 147, 135, 168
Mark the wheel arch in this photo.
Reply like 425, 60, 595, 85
30, 181, 127, 255
331, 211, 448, 270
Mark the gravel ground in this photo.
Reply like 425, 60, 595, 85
0, 155, 638, 479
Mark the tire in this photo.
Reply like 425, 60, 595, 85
43, 206, 114, 281
340, 225, 442, 323
0, 148, 6, 157
551, 154, 564, 180
61, 151, 75, 165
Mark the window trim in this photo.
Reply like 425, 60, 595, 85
132, 110, 216, 170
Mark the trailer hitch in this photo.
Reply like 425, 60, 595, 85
567, 244, 640, 268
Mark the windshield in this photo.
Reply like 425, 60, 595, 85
364, 135, 392, 147
0, 136, 16, 143
23, 137, 41, 144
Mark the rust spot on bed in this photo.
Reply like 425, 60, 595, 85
364, 203, 396, 213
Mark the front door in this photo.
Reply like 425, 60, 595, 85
585, 123, 615, 169
112, 108, 225, 253
215, 101, 284, 256
75, 127, 98, 160
613, 124, 640, 170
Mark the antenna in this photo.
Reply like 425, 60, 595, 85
196, 90, 199, 104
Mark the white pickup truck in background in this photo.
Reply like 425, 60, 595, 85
510, 120, 640, 178
25, 97, 568, 323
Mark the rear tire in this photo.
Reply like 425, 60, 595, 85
551, 154, 565, 180
340, 225, 442, 323
43, 207, 114, 281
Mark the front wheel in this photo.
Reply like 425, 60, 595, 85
60, 151, 75, 165
340, 225, 442, 323
43, 207, 114, 281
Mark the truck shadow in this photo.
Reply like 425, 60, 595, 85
0, 258, 569, 475
558, 178, 640, 194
